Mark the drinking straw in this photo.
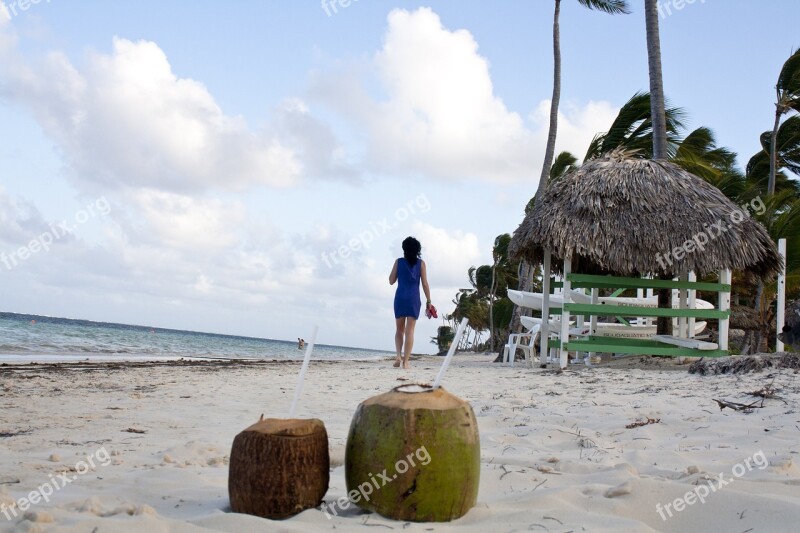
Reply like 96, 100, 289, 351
288, 325, 318, 418
432, 317, 469, 389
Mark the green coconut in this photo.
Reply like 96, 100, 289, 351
344, 384, 480, 522
228, 417, 329, 519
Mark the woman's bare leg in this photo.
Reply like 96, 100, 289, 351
394, 318, 405, 367
402, 318, 417, 368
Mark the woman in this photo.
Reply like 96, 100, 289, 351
389, 237, 432, 369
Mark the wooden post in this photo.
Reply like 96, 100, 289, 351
688, 271, 696, 339
575, 287, 584, 361
559, 258, 572, 369
637, 287, 644, 326
777, 238, 787, 352
719, 269, 731, 351
540, 250, 551, 365
679, 272, 688, 338
588, 287, 598, 361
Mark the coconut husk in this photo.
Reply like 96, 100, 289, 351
229, 417, 329, 519
345, 384, 480, 522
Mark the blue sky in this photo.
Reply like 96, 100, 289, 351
0, 0, 797, 351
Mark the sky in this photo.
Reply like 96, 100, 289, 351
0, 0, 798, 352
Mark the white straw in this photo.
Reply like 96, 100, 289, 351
288, 325, 318, 418
433, 317, 469, 389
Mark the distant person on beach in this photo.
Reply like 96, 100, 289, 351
298, 338, 305, 349
389, 236, 431, 369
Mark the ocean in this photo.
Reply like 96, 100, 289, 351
0, 312, 393, 361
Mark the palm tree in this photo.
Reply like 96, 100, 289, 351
745, 117, 800, 352
768, 49, 800, 196
644, 0, 670, 334
533, 0, 631, 203
511, 0, 630, 345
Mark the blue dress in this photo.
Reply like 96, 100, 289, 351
394, 258, 422, 319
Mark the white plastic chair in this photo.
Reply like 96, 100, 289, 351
502, 323, 541, 367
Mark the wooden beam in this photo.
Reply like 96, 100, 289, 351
559, 257, 572, 369
719, 269, 731, 351
539, 250, 551, 365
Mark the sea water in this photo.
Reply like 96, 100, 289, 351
0, 312, 392, 361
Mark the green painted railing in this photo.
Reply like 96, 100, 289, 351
566, 273, 730, 293
562, 303, 729, 319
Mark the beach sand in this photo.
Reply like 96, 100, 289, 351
1, 355, 799, 532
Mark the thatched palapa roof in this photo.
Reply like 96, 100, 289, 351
509, 151, 781, 278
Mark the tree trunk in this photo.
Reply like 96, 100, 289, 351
534, 0, 562, 201
645, 0, 670, 335
645, 0, 668, 161
489, 261, 497, 351
508, 261, 530, 339
768, 105, 782, 196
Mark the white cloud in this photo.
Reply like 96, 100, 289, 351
368, 8, 537, 181
531, 99, 620, 162
121, 189, 245, 252
409, 220, 482, 287
2, 37, 303, 191
312, 7, 619, 185
0, 6, 623, 350
0, 187, 54, 245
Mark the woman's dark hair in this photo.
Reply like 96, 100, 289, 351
402, 236, 422, 266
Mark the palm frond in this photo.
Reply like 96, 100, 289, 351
550, 151, 579, 180
576, 0, 631, 14
777, 48, 800, 113
584, 91, 686, 161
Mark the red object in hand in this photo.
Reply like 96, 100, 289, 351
425, 304, 438, 319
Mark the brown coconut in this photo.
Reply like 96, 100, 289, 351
345, 384, 480, 522
228, 417, 329, 519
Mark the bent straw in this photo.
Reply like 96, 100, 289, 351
288, 325, 318, 418
433, 317, 469, 389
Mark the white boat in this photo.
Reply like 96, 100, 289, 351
521, 314, 708, 339
508, 289, 714, 311
569, 321, 708, 339
508, 289, 590, 309
520, 316, 565, 330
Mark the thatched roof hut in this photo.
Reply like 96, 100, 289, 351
509, 151, 781, 279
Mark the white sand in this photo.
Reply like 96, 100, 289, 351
1, 356, 799, 532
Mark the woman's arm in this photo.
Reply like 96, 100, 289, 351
420, 260, 431, 307
389, 259, 398, 285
